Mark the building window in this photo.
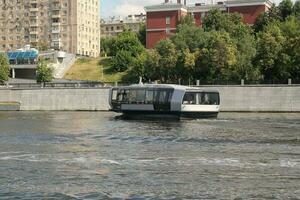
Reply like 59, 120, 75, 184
166, 27, 170, 34
166, 17, 170, 25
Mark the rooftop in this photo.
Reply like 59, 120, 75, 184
145, 0, 274, 12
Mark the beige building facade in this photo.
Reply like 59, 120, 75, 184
0, 0, 100, 57
101, 14, 146, 37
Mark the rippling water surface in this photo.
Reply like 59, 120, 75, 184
0, 112, 299, 199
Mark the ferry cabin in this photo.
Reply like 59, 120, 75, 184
109, 84, 220, 119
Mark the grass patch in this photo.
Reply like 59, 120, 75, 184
64, 57, 126, 82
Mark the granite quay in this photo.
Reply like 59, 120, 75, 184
0, 85, 299, 112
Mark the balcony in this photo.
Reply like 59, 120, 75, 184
30, 38, 38, 42
52, 22, 61, 26
51, 38, 61, 42
52, 14, 61, 18
52, 5, 61, 10
30, 8, 39, 12
30, 13, 38, 18
30, 22, 38, 27
51, 29, 61, 34
29, 31, 38, 35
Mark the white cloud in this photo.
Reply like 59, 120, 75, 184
111, 0, 161, 17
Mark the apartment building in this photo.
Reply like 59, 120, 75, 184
145, 0, 273, 48
101, 14, 146, 37
0, 0, 100, 57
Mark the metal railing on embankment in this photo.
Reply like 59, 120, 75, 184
1, 79, 300, 89
0, 81, 111, 89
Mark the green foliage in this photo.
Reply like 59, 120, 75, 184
294, 0, 300, 16
37, 40, 50, 51
100, 37, 116, 56
155, 39, 178, 82
253, 5, 281, 32
119, 2, 300, 84
178, 15, 195, 26
112, 30, 144, 57
0, 53, 10, 84
202, 9, 243, 34
172, 24, 207, 52
254, 25, 286, 80
137, 23, 146, 47
279, 16, 300, 80
279, 0, 294, 20
110, 30, 145, 74
36, 58, 54, 83
112, 50, 135, 72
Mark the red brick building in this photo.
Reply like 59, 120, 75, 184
145, 0, 273, 48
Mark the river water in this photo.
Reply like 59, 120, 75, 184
0, 112, 299, 200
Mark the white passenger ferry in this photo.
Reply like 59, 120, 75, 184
109, 84, 220, 119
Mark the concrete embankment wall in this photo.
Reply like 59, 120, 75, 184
0, 88, 110, 111
201, 86, 300, 112
0, 86, 299, 112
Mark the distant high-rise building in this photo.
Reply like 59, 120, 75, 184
0, 0, 100, 57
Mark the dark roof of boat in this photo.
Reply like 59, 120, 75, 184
112, 84, 219, 93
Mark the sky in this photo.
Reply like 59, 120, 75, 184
100, 0, 292, 19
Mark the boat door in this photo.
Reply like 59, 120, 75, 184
153, 89, 173, 112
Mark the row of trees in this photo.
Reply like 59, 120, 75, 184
0, 53, 53, 84
101, 0, 300, 84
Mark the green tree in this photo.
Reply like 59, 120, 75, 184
279, 16, 300, 79
37, 40, 50, 51
178, 14, 195, 26
202, 9, 227, 32
253, 4, 282, 33
294, 0, 300, 16
193, 31, 238, 82
122, 51, 148, 83
144, 50, 161, 81
253, 12, 270, 33
112, 50, 135, 72
137, 23, 146, 47
36, 58, 54, 83
155, 39, 178, 82
268, 4, 282, 21
278, 0, 294, 20
112, 30, 144, 57
254, 25, 287, 80
178, 48, 196, 82
172, 23, 207, 52
0, 53, 10, 84
100, 37, 116, 57
232, 24, 259, 80
202, 9, 243, 34
209, 32, 238, 80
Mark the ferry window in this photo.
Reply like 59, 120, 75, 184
183, 92, 197, 105
136, 90, 146, 103
158, 91, 167, 103
128, 90, 137, 103
124, 89, 146, 104
154, 89, 173, 104
200, 93, 219, 105
121, 90, 130, 102
112, 89, 118, 101
146, 90, 154, 104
